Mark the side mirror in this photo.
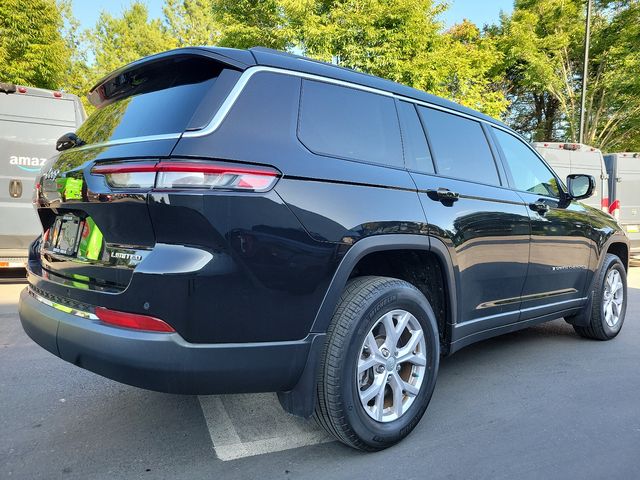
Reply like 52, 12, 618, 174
566, 174, 595, 200
56, 132, 84, 151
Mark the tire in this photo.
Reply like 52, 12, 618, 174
573, 253, 627, 340
314, 276, 440, 451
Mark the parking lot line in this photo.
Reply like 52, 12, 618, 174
198, 393, 332, 461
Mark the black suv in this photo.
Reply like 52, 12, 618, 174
19, 47, 629, 451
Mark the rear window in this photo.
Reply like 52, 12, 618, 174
297, 80, 402, 167
76, 56, 225, 146
418, 107, 500, 185
0, 95, 76, 123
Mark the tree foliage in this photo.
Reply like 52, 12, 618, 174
2, 0, 639, 151
88, 2, 176, 79
0, 0, 69, 89
494, 0, 640, 150
289, 0, 508, 116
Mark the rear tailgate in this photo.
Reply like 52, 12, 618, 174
33, 50, 248, 291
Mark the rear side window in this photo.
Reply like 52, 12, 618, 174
418, 106, 500, 185
397, 101, 434, 173
298, 80, 402, 167
493, 128, 560, 197
76, 56, 226, 146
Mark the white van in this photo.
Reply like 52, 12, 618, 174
604, 152, 640, 252
534, 142, 609, 212
0, 83, 85, 268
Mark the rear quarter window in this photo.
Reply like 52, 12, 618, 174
297, 80, 403, 167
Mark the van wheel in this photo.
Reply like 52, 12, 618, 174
314, 276, 439, 451
573, 253, 627, 340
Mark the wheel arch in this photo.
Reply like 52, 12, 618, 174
309, 234, 457, 335
278, 234, 457, 417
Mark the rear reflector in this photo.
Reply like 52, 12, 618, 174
92, 160, 280, 192
95, 307, 175, 333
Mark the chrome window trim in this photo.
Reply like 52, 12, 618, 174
182, 66, 395, 139
183, 65, 515, 140
70, 65, 515, 149
70, 133, 182, 152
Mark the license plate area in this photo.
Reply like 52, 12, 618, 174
48, 214, 82, 256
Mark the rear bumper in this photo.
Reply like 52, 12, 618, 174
19, 287, 317, 395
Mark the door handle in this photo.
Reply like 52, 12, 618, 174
436, 188, 459, 202
529, 201, 549, 214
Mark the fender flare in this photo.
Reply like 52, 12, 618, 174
278, 233, 457, 417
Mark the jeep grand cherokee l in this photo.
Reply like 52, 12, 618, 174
19, 47, 629, 451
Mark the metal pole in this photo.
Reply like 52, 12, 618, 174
579, 0, 592, 144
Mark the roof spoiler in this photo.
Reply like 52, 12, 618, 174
87, 47, 254, 108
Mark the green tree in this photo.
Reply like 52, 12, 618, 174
212, 0, 293, 49
0, 0, 69, 89
582, 0, 640, 151
164, 0, 219, 46
287, 0, 507, 117
494, 0, 640, 150
493, 0, 585, 141
88, 2, 177, 80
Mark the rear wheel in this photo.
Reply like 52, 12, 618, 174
314, 276, 439, 451
573, 253, 627, 340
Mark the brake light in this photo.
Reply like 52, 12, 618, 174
53, 91, 62, 98
91, 161, 280, 192
95, 307, 175, 333
17, 86, 27, 94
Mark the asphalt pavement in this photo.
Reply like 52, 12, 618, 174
1, 273, 639, 479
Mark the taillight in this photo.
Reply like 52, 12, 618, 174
95, 307, 175, 333
91, 160, 279, 192
92, 161, 157, 189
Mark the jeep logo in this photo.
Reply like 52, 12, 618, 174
10, 155, 47, 172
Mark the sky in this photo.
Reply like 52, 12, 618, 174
72, 0, 515, 32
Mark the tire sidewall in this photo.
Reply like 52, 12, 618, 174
338, 283, 440, 448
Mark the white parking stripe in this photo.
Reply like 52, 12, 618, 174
199, 393, 332, 461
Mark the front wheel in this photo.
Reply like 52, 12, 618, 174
573, 253, 627, 340
314, 276, 440, 451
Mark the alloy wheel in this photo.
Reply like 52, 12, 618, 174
356, 309, 427, 422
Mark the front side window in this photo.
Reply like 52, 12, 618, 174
297, 80, 403, 167
418, 107, 500, 185
493, 128, 561, 197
